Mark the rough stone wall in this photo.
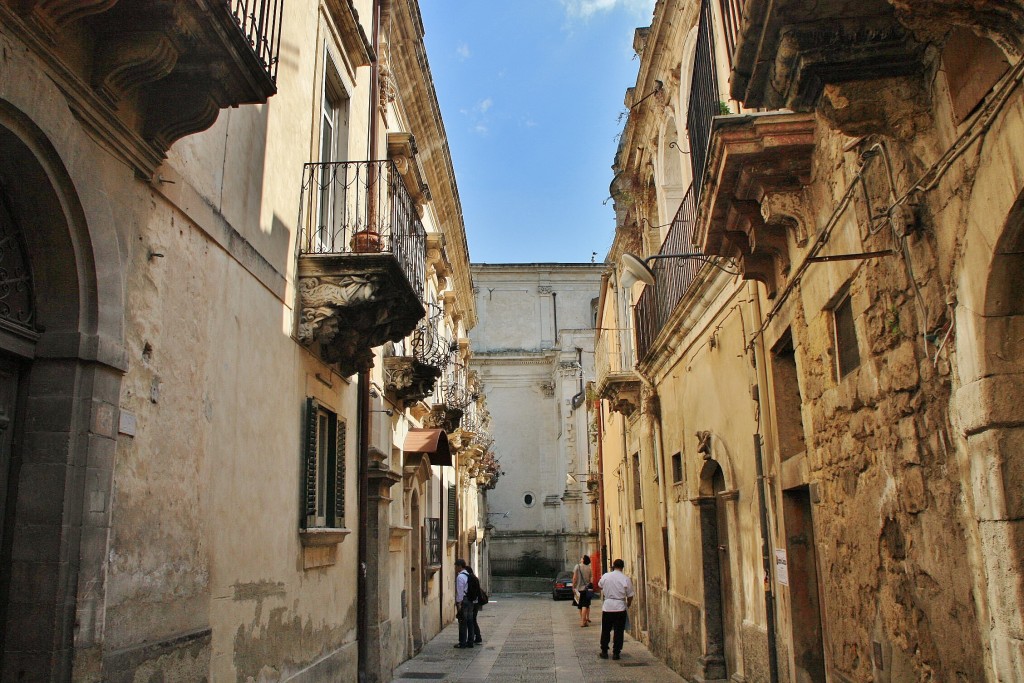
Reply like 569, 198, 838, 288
789, 123, 987, 681
641, 582, 704, 682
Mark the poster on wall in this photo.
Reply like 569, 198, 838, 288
775, 549, 789, 586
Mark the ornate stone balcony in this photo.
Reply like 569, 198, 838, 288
297, 159, 427, 376
595, 326, 641, 417
695, 112, 816, 299
0, 0, 283, 175
729, 0, 926, 113
383, 310, 455, 406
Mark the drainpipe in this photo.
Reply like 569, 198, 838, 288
357, 370, 371, 683
359, 2, 383, 679
747, 282, 780, 683
753, 434, 780, 683
596, 399, 608, 575
551, 291, 559, 345
438, 471, 444, 630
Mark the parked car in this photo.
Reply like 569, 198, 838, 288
552, 571, 574, 600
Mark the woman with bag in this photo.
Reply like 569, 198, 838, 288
572, 555, 593, 627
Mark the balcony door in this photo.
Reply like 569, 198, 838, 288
315, 52, 350, 253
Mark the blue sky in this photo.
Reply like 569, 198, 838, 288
419, 0, 656, 264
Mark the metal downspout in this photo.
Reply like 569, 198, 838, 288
747, 282, 780, 683
359, 1, 382, 678
357, 370, 371, 682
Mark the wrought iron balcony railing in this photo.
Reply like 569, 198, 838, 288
442, 362, 473, 412
412, 311, 457, 370
687, 0, 721, 198
299, 159, 427, 300
634, 185, 702, 363
230, 0, 284, 84
595, 327, 635, 385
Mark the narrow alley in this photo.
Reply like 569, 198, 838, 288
392, 594, 686, 683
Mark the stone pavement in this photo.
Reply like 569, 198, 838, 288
391, 594, 688, 683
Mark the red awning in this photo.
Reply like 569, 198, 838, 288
403, 428, 452, 467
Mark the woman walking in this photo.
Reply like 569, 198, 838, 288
572, 555, 593, 627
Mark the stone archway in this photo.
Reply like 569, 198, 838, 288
957, 189, 1024, 680
0, 101, 124, 679
409, 489, 424, 653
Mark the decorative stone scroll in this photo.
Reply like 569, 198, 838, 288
297, 254, 426, 376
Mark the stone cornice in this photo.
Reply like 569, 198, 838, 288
390, 0, 476, 330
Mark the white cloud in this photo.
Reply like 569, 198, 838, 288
561, 0, 655, 19
456, 42, 470, 60
473, 123, 489, 135
478, 98, 493, 113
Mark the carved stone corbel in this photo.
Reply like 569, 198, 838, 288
296, 257, 425, 376
143, 77, 220, 152
423, 404, 463, 433
22, 0, 117, 35
388, 132, 429, 211
92, 31, 178, 103
605, 384, 640, 417
760, 191, 811, 247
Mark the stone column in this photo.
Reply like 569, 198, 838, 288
363, 447, 402, 682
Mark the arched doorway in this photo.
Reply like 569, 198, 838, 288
410, 490, 423, 653
0, 102, 123, 679
963, 189, 1024, 678
697, 459, 735, 681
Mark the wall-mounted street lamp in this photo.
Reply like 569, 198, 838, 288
619, 252, 740, 289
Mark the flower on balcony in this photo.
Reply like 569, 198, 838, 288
477, 450, 503, 491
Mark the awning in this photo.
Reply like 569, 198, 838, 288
403, 428, 452, 467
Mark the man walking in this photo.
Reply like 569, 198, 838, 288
454, 559, 477, 648
597, 558, 634, 660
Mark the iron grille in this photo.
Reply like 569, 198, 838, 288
412, 307, 456, 369
442, 362, 473, 411
426, 517, 442, 566
490, 556, 563, 577
229, 0, 283, 83
687, 0, 721, 198
634, 185, 702, 363
299, 159, 426, 299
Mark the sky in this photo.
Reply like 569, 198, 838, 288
419, 0, 657, 265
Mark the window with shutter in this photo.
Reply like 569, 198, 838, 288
302, 398, 344, 529
335, 420, 346, 527
303, 398, 319, 528
447, 483, 457, 540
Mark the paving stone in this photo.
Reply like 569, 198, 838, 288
391, 594, 687, 682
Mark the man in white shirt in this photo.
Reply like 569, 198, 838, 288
597, 558, 635, 660
453, 558, 475, 648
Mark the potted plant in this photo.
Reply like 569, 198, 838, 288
350, 228, 381, 253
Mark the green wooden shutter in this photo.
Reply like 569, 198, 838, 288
447, 484, 457, 540
302, 397, 319, 529
335, 419, 346, 527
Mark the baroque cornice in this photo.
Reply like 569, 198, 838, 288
390, 0, 476, 330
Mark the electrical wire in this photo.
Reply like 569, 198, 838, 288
745, 55, 1024, 352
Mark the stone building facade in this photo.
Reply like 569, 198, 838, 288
0, 0, 487, 681
596, 0, 1024, 681
470, 264, 603, 578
